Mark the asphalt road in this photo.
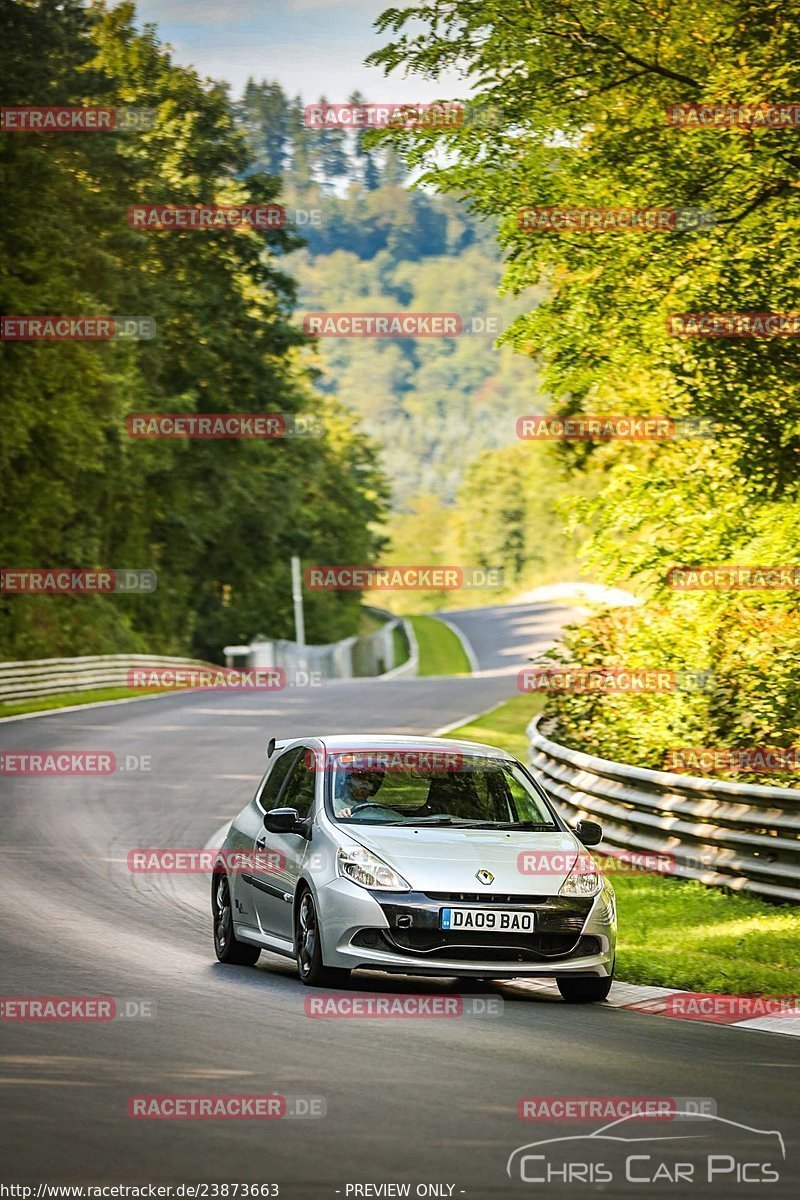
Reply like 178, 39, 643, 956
438, 602, 577, 674
1, 601, 798, 1199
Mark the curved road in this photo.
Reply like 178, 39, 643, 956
1, 602, 798, 1197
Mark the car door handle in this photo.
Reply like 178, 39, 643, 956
255, 835, 267, 850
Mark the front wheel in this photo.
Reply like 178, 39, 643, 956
557, 968, 614, 1004
212, 871, 261, 965
295, 889, 351, 988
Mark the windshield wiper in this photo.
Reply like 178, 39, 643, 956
356, 816, 557, 830
502, 821, 557, 830
344, 819, 407, 825
457, 821, 557, 830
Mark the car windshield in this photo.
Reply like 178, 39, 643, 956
329, 750, 557, 827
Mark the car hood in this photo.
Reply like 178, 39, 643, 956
346, 826, 586, 893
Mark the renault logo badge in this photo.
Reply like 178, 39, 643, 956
476, 869, 494, 885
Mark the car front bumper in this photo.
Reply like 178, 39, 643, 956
317, 879, 616, 978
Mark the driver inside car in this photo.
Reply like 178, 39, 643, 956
334, 769, 386, 818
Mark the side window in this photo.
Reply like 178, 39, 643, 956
258, 749, 300, 811
280, 748, 317, 820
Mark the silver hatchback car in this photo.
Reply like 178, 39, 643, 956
212, 734, 616, 1002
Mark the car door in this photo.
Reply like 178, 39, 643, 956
254, 747, 318, 940
243, 747, 302, 937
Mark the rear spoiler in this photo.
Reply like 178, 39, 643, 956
267, 737, 295, 759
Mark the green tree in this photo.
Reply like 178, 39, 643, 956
0, 0, 387, 661
367, 0, 800, 765
239, 78, 290, 177
348, 89, 382, 190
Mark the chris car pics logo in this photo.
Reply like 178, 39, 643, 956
507, 1112, 784, 1186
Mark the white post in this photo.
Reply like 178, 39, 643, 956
291, 555, 306, 675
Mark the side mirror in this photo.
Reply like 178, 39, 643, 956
263, 807, 299, 834
263, 808, 312, 839
575, 819, 603, 847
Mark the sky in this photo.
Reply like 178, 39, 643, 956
134, 0, 470, 104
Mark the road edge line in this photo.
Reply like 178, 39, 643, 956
431, 700, 506, 738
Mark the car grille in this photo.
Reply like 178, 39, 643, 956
352, 928, 601, 964
425, 892, 549, 904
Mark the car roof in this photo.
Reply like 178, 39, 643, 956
272, 733, 515, 760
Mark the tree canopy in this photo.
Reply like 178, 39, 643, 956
366, 0, 800, 779
1, 0, 387, 661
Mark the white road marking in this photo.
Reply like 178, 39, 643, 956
431, 701, 505, 737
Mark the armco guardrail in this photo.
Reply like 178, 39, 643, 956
236, 607, 415, 681
0, 654, 215, 704
0, 612, 416, 707
528, 715, 800, 903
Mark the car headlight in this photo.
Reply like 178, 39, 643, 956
337, 846, 410, 891
558, 852, 602, 898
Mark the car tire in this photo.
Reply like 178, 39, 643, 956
212, 870, 261, 966
556, 965, 614, 1004
295, 888, 351, 988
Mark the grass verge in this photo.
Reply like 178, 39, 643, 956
0, 686, 168, 719
408, 614, 471, 676
391, 622, 410, 672
441, 695, 800, 995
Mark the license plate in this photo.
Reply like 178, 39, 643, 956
439, 907, 536, 933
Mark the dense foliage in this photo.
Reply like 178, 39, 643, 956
0, 0, 386, 661
237, 79, 592, 596
238, 78, 551, 507
370, 0, 800, 775
379, 444, 598, 613
294, 243, 547, 505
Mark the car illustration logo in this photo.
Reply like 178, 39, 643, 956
476, 869, 494, 885
506, 1112, 786, 1182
